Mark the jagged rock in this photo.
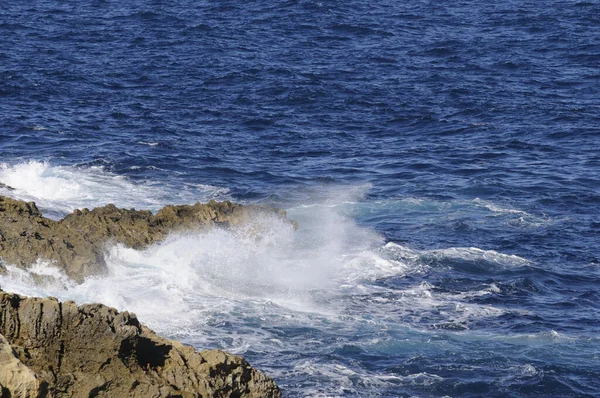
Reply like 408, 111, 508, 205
0, 290, 281, 397
0, 333, 47, 398
0, 195, 291, 282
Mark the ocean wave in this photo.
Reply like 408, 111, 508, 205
0, 205, 387, 318
383, 242, 531, 268
0, 160, 229, 218
349, 281, 506, 330
313, 196, 550, 231
0, 195, 514, 333
136, 141, 159, 146
0, 192, 518, 395
472, 198, 529, 215
289, 361, 431, 397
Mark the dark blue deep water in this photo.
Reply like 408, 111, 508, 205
1, 1, 600, 396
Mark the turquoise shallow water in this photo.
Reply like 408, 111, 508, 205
1, 1, 600, 396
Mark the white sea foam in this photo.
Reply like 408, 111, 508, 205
0, 187, 515, 333
0, 205, 388, 319
136, 141, 159, 146
292, 361, 397, 397
473, 197, 529, 215
360, 281, 505, 329
289, 183, 372, 209
472, 197, 552, 227
291, 359, 446, 397
427, 247, 531, 266
383, 242, 531, 268
0, 160, 229, 218
0, 177, 528, 395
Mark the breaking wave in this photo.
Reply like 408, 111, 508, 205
0, 160, 229, 218
0, 160, 552, 397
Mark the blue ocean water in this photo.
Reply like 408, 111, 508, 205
1, 1, 600, 396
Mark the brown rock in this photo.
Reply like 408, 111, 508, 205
0, 195, 291, 282
0, 333, 47, 398
0, 290, 281, 397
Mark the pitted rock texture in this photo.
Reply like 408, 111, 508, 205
0, 195, 290, 282
0, 290, 281, 398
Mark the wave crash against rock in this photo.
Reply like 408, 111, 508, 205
0, 194, 292, 283
0, 194, 288, 397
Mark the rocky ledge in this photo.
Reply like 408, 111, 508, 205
0, 195, 291, 282
0, 290, 280, 397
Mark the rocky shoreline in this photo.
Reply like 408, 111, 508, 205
0, 290, 280, 397
0, 194, 291, 282
0, 195, 286, 397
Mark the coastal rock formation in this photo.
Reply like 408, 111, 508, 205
0, 290, 281, 397
0, 195, 290, 282
0, 333, 46, 397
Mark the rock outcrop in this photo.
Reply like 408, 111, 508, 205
0, 290, 281, 397
0, 195, 290, 282
0, 333, 46, 397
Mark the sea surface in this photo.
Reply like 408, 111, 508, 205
1, 1, 600, 396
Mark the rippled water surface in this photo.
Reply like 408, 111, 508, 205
1, 1, 600, 396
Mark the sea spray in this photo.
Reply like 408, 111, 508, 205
0, 160, 229, 218
0, 161, 585, 397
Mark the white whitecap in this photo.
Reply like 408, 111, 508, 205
0, 160, 229, 218
473, 197, 529, 215
383, 242, 531, 267
136, 141, 159, 146
427, 247, 531, 266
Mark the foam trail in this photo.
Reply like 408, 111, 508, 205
383, 242, 531, 268
472, 198, 529, 215
0, 160, 229, 218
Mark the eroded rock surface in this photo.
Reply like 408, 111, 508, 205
0, 290, 281, 397
0, 195, 290, 282
0, 333, 47, 398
